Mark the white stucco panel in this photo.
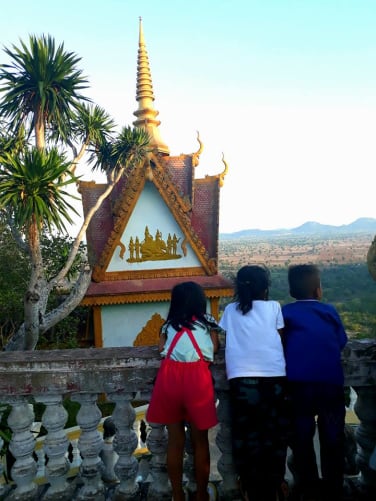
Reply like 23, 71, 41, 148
101, 300, 213, 347
101, 302, 170, 347
107, 181, 201, 271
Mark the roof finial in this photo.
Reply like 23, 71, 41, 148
219, 153, 228, 187
133, 18, 169, 155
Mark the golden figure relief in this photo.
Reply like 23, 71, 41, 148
127, 226, 182, 262
134, 313, 165, 346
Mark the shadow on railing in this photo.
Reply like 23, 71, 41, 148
0, 341, 374, 500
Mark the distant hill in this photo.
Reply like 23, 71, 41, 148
219, 217, 376, 240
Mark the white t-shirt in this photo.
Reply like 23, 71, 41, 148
219, 300, 286, 379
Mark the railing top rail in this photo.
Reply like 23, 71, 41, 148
0, 340, 374, 397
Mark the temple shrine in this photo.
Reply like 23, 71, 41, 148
80, 19, 233, 347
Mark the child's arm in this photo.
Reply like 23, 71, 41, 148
210, 330, 220, 354
158, 332, 167, 353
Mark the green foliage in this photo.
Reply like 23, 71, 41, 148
38, 305, 86, 350
0, 148, 79, 233
70, 103, 116, 149
0, 35, 151, 351
0, 217, 29, 343
0, 34, 89, 141
90, 126, 151, 178
269, 264, 376, 338
220, 262, 376, 339
0, 216, 88, 349
40, 233, 86, 281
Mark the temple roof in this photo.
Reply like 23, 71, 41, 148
82, 275, 233, 306
79, 19, 231, 304
79, 150, 226, 281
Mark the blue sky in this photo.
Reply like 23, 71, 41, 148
2, 0, 376, 232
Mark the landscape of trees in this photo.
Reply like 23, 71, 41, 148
219, 234, 376, 339
0, 36, 375, 350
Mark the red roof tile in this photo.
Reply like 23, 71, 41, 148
85, 275, 233, 300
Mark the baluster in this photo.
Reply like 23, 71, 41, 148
72, 393, 104, 500
6, 397, 38, 500
100, 416, 118, 483
107, 392, 139, 500
353, 386, 376, 497
34, 394, 72, 500
215, 389, 240, 500
146, 422, 171, 500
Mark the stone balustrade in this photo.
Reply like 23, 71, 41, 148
0, 340, 373, 500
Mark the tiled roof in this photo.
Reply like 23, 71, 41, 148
82, 275, 233, 305
80, 182, 114, 264
164, 154, 193, 199
192, 176, 220, 259
80, 152, 222, 271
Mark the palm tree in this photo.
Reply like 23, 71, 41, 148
0, 34, 89, 149
91, 125, 151, 180
67, 103, 116, 174
0, 36, 151, 350
0, 147, 79, 349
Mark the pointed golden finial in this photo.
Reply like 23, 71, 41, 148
139, 16, 145, 45
133, 18, 169, 155
192, 131, 204, 167
219, 153, 228, 187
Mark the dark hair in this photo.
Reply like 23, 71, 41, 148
288, 264, 321, 300
235, 265, 271, 315
165, 281, 216, 331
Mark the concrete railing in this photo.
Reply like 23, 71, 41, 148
0, 340, 374, 500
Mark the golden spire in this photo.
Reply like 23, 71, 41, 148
133, 17, 170, 155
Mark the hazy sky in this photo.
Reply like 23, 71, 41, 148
2, 0, 376, 232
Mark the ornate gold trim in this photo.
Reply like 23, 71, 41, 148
92, 154, 217, 282
101, 266, 207, 281
93, 306, 103, 347
81, 287, 234, 307
148, 157, 215, 272
194, 153, 228, 188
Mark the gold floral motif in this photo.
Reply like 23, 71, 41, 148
133, 313, 165, 346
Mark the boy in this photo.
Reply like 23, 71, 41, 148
282, 264, 348, 501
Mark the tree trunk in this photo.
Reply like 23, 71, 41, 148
23, 220, 46, 350
4, 160, 132, 351
34, 108, 45, 150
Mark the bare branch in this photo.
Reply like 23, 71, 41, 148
69, 136, 90, 174
48, 165, 126, 289
42, 264, 92, 333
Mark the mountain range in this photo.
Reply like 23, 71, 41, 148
219, 218, 376, 240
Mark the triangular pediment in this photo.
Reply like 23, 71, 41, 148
92, 154, 216, 282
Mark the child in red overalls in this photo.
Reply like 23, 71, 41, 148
147, 281, 221, 501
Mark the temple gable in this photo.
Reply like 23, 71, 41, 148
80, 19, 233, 348
107, 181, 201, 273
